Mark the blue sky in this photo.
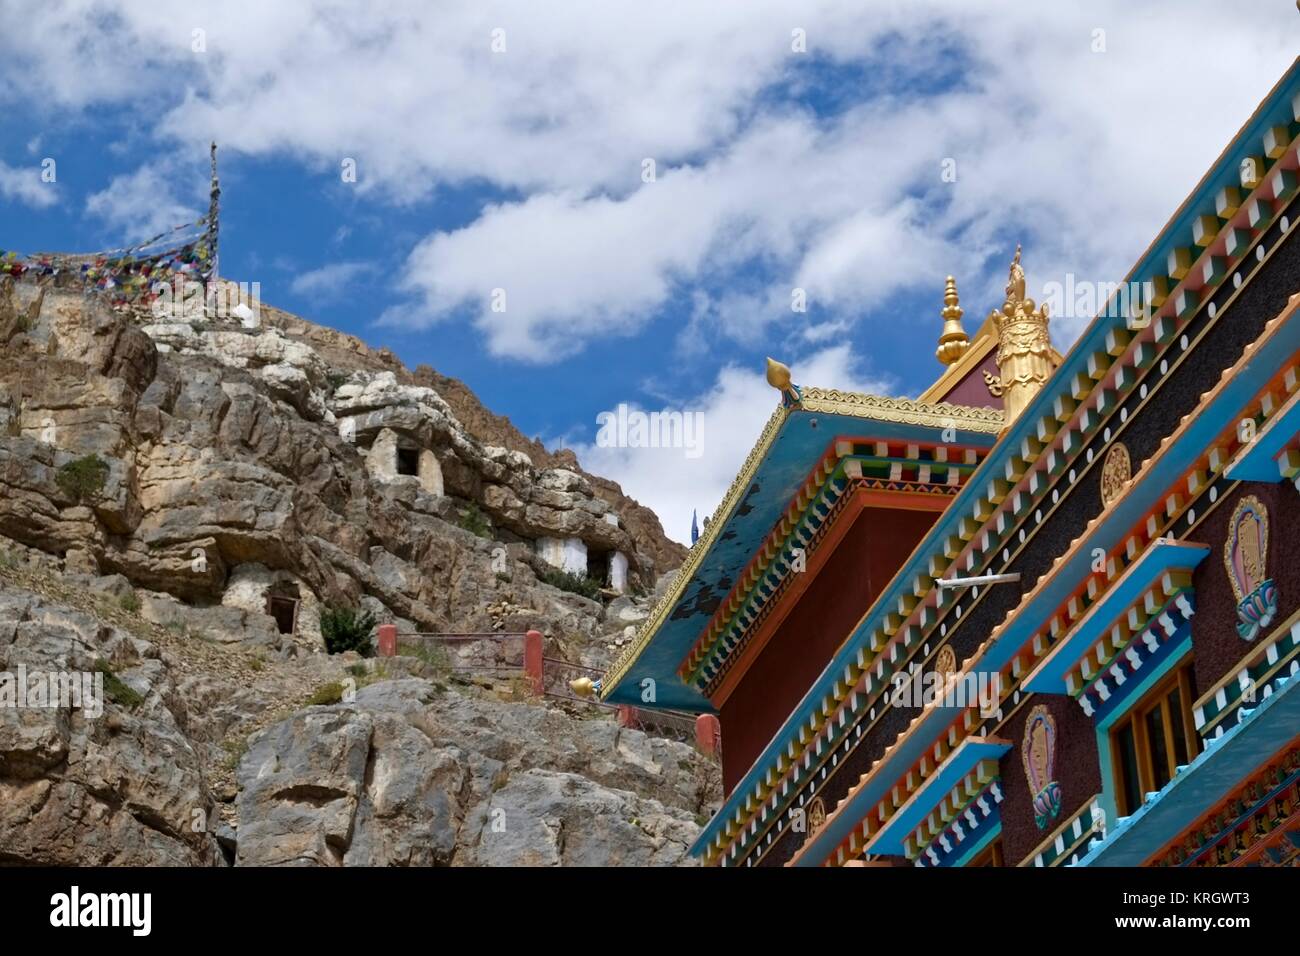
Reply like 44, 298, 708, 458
2, 1, 1298, 543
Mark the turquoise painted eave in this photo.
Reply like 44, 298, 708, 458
1021, 541, 1210, 695
1225, 384, 1300, 481
693, 58, 1300, 858
796, 736, 1011, 866
1073, 668, 1300, 867
602, 404, 998, 712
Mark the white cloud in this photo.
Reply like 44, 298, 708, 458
572, 344, 894, 544
85, 163, 201, 243
0, 160, 57, 209
290, 260, 374, 298
6, 1, 1300, 529
6, 4, 1296, 358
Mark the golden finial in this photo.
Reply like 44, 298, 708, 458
765, 357, 791, 390
935, 275, 969, 366
988, 246, 1057, 424
570, 677, 596, 698
765, 357, 802, 407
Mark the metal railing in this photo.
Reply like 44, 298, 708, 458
378, 625, 718, 758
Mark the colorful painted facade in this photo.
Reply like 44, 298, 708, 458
598, 57, 1300, 868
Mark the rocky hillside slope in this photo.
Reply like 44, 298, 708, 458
0, 275, 711, 866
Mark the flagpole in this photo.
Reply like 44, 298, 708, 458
206, 142, 220, 312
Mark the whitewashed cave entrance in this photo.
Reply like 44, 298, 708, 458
363, 427, 444, 495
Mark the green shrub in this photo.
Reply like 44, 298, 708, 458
307, 681, 345, 706
458, 502, 491, 538
540, 567, 604, 601
94, 659, 144, 710
117, 592, 141, 613
220, 735, 251, 771
56, 455, 110, 504
320, 606, 377, 656
397, 640, 452, 678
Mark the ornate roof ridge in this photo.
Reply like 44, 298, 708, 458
600, 387, 1005, 699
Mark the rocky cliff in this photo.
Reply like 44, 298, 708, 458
0, 275, 711, 866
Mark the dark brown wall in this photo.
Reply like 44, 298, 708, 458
719, 505, 937, 792
997, 694, 1102, 866
1188, 481, 1300, 698
936, 351, 1003, 409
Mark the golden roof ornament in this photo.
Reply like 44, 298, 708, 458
935, 275, 969, 365
765, 357, 802, 407
987, 245, 1057, 425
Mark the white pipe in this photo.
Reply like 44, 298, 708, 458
937, 572, 1022, 589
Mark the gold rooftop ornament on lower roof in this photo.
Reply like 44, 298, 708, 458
986, 245, 1058, 424
935, 275, 970, 365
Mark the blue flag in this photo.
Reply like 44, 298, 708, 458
690, 509, 699, 545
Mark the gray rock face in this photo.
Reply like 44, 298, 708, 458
0, 581, 222, 865
234, 679, 717, 867
0, 281, 676, 641
0, 278, 708, 868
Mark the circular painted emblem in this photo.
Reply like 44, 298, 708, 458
1100, 443, 1131, 506
807, 796, 827, 832
934, 645, 957, 678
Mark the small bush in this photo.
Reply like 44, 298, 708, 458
458, 502, 491, 539
117, 592, 140, 613
56, 455, 110, 504
326, 370, 350, 391
540, 567, 604, 601
94, 659, 144, 710
320, 606, 377, 656
221, 735, 251, 771
397, 640, 452, 678
307, 681, 345, 706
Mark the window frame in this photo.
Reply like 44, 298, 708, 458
1108, 662, 1200, 817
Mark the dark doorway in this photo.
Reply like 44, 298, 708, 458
587, 549, 610, 586
268, 595, 298, 635
396, 447, 420, 476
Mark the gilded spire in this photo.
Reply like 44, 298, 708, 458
765, 357, 802, 407
988, 245, 1057, 424
935, 275, 969, 366
765, 357, 791, 390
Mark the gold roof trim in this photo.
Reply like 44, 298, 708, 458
798, 389, 1004, 430
600, 386, 1005, 700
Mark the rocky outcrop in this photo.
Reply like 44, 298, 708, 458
0, 278, 678, 641
0, 564, 717, 867
236, 679, 714, 866
0, 580, 223, 865
411, 364, 687, 573
0, 274, 710, 868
